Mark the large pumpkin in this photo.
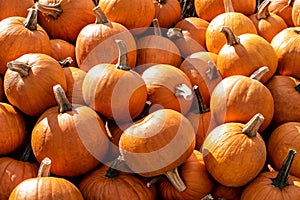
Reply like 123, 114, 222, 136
35, 0, 95, 42
4, 53, 67, 117
0, 102, 26, 156
119, 108, 196, 191
202, 113, 267, 187
217, 26, 278, 83
0, 8, 51, 75
82, 40, 147, 122
31, 84, 110, 177
76, 6, 137, 72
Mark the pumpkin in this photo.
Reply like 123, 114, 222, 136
0, 145, 38, 199
241, 149, 300, 199
0, 102, 26, 155
135, 18, 182, 74
180, 51, 221, 107
4, 53, 67, 117
217, 26, 278, 83
194, 0, 256, 22
167, 17, 209, 57
202, 113, 267, 187
269, 0, 295, 27
271, 27, 300, 79
205, 0, 258, 54
119, 108, 196, 191
265, 75, 300, 127
75, 6, 137, 72
0, 7, 51, 75
249, 0, 287, 43
35, 0, 95, 42
268, 122, 300, 178
9, 157, 84, 200
0, 0, 34, 21
50, 39, 77, 67
186, 86, 219, 151
210, 67, 274, 132
98, 0, 155, 35
79, 159, 157, 200
82, 40, 147, 122
153, 0, 181, 28
31, 84, 110, 177
211, 183, 243, 200
62, 66, 86, 105
292, 0, 300, 26
0, 76, 3, 102
141, 63, 194, 115
157, 150, 214, 200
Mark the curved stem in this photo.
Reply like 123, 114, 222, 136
7, 61, 30, 77
272, 149, 296, 189
242, 113, 264, 138
223, 0, 234, 13
59, 57, 73, 68
105, 155, 124, 178
220, 26, 240, 46
193, 85, 209, 114
164, 167, 186, 192
249, 66, 270, 81
23, 7, 38, 31
37, 157, 51, 177
153, 18, 162, 36
166, 28, 184, 40
53, 84, 72, 113
115, 40, 131, 71
256, 0, 271, 20
34, 1, 63, 19
175, 83, 193, 100
93, 6, 109, 24
205, 60, 220, 81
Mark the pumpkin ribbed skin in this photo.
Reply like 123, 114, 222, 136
269, 0, 295, 27
292, 0, 300, 26
0, 0, 34, 21
50, 39, 77, 67
153, 0, 181, 28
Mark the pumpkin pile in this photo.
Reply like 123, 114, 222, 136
1, 0, 300, 199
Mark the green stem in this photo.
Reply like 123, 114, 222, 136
272, 149, 296, 189
35, 1, 63, 19
7, 61, 30, 77
242, 113, 264, 138
23, 7, 38, 31
115, 40, 131, 71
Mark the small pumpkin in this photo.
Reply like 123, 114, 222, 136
153, 0, 181, 28
0, 0, 34, 21
50, 39, 77, 67
268, 0, 295, 27
0, 7, 51, 75
0, 102, 26, 156
31, 84, 110, 177
82, 40, 147, 122
241, 149, 300, 199
202, 113, 267, 187
9, 157, 84, 200
157, 150, 214, 200
4, 53, 67, 117
35, 0, 95, 42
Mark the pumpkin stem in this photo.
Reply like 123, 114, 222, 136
205, 60, 220, 81
153, 18, 162, 36
115, 40, 131, 71
256, 0, 271, 20
19, 143, 33, 162
7, 61, 30, 77
294, 30, 300, 35
249, 66, 270, 81
37, 157, 51, 177
147, 176, 162, 187
23, 7, 38, 31
53, 84, 72, 113
164, 167, 186, 192
166, 28, 184, 40
193, 85, 209, 114
294, 84, 300, 93
220, 26, 240, 46
93, 6, 109, 24
272, 149, 296, 189
288, 0, 294, 6
175, 83, 193, 100
34, 1, 63, 19
105, 155, 124, 179
59, 57, 73, 68
223, 0, 234, 13
242, 113, 264, 138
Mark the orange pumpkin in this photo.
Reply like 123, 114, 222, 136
4, 53, 67, 117
76, 6, 137, 72
153, 0, 181, 28
36, 0, 95, 42
202, 113, 267, 187
0, 8, 51, 75
31, 84, 110, 177
0, 0, 34, 21
292, 0, 300, 26
211, 183, 243, 200
269, 0, 295, 27
0, 76, 3, 102
50, 39, 77, 67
